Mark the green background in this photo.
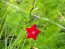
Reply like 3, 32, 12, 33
0, 0, 65, 49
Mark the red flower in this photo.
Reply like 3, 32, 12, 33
26, 24, 40, 40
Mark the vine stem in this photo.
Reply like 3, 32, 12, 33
30, 0, 36, 16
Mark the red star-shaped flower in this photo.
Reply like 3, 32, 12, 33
26, 24, 40, 40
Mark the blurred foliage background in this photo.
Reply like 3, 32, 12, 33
0, 0, 65, 49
